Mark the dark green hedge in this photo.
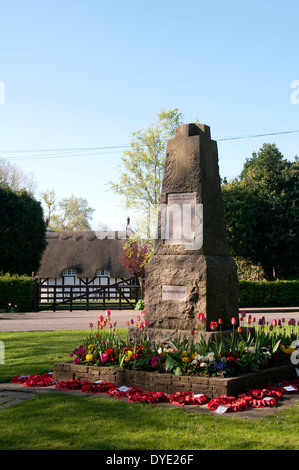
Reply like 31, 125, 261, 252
0, 273, 34, 312
239, 280, 299, 307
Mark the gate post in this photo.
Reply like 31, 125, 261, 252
32, 278, 40, 311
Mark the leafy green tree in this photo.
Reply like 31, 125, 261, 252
108, 109, 184, 226
222, 144, 299, 280
50, 194, 95, 231
0, 184, 47, 275
40, 188, 56, 228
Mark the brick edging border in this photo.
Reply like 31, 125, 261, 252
53, 362, 297, 399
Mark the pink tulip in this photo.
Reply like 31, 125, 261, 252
272, 319, 277, 327
231, 317, 237, 325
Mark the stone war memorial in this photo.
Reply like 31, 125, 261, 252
53, 122, 297, 399
143, 122, 239, 344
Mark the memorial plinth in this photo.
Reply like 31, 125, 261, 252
141, 123, 239, 345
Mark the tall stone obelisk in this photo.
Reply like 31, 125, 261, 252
144, 123, 239, 343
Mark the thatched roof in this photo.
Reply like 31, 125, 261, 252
37, 230, 131, 279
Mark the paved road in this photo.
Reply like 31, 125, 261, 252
0, 307, 298, 332
0, 309, 141, 332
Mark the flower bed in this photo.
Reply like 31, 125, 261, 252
67, 310, 299, 379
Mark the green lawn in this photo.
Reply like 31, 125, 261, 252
0, 329, 299, 450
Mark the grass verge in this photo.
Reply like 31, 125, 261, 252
0, 329, 299, 450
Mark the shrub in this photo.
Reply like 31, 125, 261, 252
0, 273, 34, 312
239, 280, 299, 307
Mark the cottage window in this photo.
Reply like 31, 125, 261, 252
96, 269, 109, 277
63, 269, 76, 276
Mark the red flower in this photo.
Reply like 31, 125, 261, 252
198, 313, 206, 322
231, 317, 237, 325
210, 321, 218, 330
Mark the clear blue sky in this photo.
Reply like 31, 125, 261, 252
0, 0, 298, 230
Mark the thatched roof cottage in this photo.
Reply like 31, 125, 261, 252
37, 223, 133, 287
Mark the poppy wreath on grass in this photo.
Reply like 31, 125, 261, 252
169, 392, 208, 406
11, 375, 31, 384
245, 388, 284, 400
249, 397, 278, 408
128, 391, 168, 404
55, 380, 92, 391
266, 378, 299, 395
23, 373, 56, 387
106, 387, 144, 399
80, 382, 117, 393
207, 395, 250, 413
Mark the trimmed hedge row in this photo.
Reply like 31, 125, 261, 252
0, 273, 34, 312
239, 280, 299, 307
0, 276, 298, 312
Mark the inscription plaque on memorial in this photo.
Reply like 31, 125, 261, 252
162, 285, 187, 301
164, 192, 197, 245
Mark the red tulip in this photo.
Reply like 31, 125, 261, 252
237, 326, 242, 333
191, 330, 194, 335
99, 315, 104, 322
198, 312, 205, 321
89, 323, 93, 328
210, 321, 218, 330
231, 317, 237, 325
137, 316, 141, 322
272, 319, 277, 327
218, 318, 223, 325
106, 309, 111, 317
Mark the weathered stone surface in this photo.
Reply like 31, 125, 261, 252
143, 123, 239, 342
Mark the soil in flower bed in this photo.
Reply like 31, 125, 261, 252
52, 362, 297, 399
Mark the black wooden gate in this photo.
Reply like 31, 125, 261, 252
35, 277, 141, 311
